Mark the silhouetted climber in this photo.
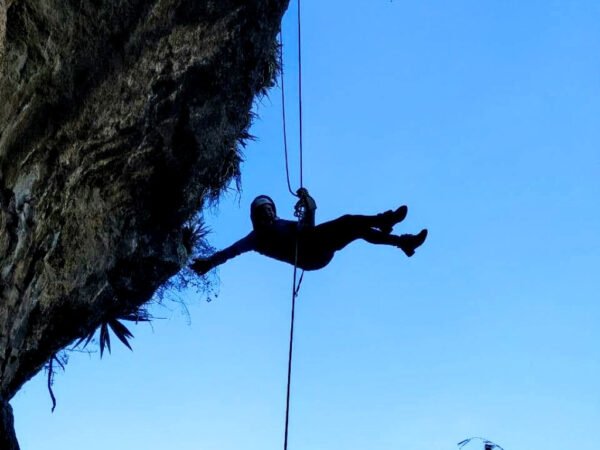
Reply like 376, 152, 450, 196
190, 188, 427, 275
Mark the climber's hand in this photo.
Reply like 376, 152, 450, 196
296, 187, 309, 199
296, 187, 316, 212
190, 257, 213, 276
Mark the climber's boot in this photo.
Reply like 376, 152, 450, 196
397, 229, 428, 257
377, 205, 408, 234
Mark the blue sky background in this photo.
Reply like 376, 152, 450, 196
12, 1, 600, 449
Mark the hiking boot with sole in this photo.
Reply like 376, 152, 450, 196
377, 205, 408, 234
397, 228, 428, 257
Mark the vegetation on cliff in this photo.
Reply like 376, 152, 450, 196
0, 1, 288, 447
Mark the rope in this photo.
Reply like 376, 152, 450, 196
297, 0, 304, 189
280, 0, 305, 195
279, 31, 295, 197
283, 241, 301, 450
281, 1, 305, 449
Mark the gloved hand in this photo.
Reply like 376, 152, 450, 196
295, 187, 317, 211
190, 257, 213, 276
296, 187, 309, 198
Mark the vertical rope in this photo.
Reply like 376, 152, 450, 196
283, 242, 300, 450
279, 32, 296, 197
282, 1, 306, 449
280, 0, 305, 195
297, 0, 304, 189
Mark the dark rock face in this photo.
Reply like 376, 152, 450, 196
0, 0, 288, 446
0, 400, 17, 449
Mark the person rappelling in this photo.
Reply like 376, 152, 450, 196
190, 2, 429, 278
190, 188, 428, 276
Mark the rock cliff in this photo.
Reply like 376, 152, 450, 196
0, 0, 288, 447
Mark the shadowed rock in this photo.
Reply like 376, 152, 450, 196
0, 0, 289, 447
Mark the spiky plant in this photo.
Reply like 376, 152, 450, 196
76, 308, 152, 357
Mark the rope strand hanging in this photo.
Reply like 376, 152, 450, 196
279, 1, 306, 449
297, 0, 304, 189
280, 0, 305, 196
279, 31, 295, 197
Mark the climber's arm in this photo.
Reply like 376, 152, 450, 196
190, 233, 255, 275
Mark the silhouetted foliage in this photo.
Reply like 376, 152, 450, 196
75, 308, 152, 357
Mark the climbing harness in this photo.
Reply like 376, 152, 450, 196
279, 1, 306, 449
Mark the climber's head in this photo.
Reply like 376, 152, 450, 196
251, 195, 277, 229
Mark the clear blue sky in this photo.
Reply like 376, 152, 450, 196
13, 1, 600, 449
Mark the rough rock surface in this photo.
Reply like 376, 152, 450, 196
0, 0, 288, 447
